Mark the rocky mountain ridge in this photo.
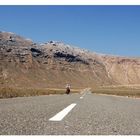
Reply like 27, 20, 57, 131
0, 31, 140, 88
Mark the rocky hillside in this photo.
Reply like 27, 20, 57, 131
0, 31, 140, 89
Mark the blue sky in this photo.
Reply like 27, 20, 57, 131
0, 6, 140, 57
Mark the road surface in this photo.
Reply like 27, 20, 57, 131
0, 89, 140, 135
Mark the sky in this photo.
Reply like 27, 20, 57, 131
0, 6, 140, 57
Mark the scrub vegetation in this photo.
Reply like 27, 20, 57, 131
0, 87, 80, 99
92, 86, 140, 98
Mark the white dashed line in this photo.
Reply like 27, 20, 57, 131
82, 93, 86, 97
80, 96, 83, 99
80, 92, 88, 99
49, 103, 77, 121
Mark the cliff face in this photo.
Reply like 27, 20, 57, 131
102, 56, 140, 85
0, 31, 140, 88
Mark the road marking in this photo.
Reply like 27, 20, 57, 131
82, 93, 86, 97
83, 93, 86, 96
49, 103, 77, 121
80, 92, 88, 99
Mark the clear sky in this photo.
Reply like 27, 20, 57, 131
0, 6, 140, 57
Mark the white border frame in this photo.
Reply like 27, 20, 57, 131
0, 0, 140, 5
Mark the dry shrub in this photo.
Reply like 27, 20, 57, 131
0, 87, 80, 99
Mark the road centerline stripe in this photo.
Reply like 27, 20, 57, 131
49, 103, 77, 121
80, 92, 88, 99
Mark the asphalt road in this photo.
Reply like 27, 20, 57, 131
0, 89, 140, 135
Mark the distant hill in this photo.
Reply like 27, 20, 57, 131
0, 31, 140, 89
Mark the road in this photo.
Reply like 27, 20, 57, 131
0, 89, 140, 135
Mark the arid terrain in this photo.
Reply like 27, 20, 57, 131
0, 31, 140, 97
1, 32, 140, 135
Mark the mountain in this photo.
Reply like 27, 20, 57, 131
0, 31, 140, 89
